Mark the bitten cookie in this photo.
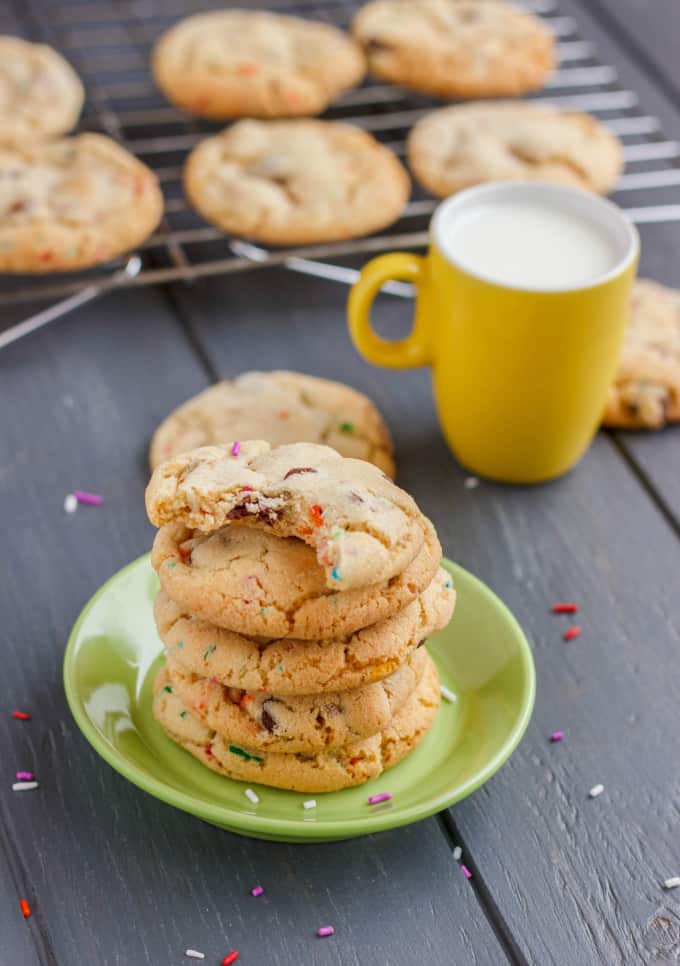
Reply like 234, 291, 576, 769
153, 519, 443, 640
408, 102, 623, 197
149, 370, 394, 477
146, 441, 428, 592
0, 36, 84, 144
0, 134, 163, 272
183, 119, 409, 245
153, 655, 440, 793
154, 566, 454, 691
352, 0, 555, 98
165, 646, 426, 753
152, 10, 365, 119
603, 279, 680, 429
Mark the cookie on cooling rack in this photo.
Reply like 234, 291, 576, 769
352, 0, 555, 98
0, 36, 84, 144
183, 119, 410, 245
408, 101, 623, 197
151, 10, 365, 119
0, 134, 163, 273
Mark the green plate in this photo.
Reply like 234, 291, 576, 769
64, 555, 535, 842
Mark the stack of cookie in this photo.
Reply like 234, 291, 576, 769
145, 441, 455, 794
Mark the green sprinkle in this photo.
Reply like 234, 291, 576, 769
203, 644, 217, 660
177, 641, 184, 649
229, 744, 263, 763
165, 561, 177, 569
277, 664, 284, 672
179, 711, 188, 718
444, 580, 452, 589
332, 528, 344, 539
163, 685, 173, 693
340, 421, 354, 434
331, 596, 338, 605
260, 607, 268, 616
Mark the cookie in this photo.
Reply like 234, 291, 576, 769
165, 645, 426, 754
149, 370, 394, 477
153, 654, 440, 793
603, 279, 680, 429
183, 119, 410, 245
152, 10, 365, 120
0, 134, 163, 273
0, 36, 84, 145
352, 0, 555, 98
147, 441, 427, 592
154, 565, 454, 692
408, 102, 623, 197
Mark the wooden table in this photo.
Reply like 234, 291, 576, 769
2, 2, 679, 964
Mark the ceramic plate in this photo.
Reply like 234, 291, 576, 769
64, 555, 535, 842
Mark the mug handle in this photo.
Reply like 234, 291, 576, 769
348, 253, 431, 368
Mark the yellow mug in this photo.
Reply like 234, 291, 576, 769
348, 182, 639, 483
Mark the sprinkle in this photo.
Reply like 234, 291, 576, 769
163, 685, 173, 693
63, 493, 77, 514
166, 561, 177, 569
230, 441, 241, 457
277, 410, 289, 420
73, 490, 103, 506
368, 792, 392, 805
440, 684, 457, 703
203, 644, 216, 660
179, 711, 188, 718
229, 745, 263, 763
303, 799, 317, 810
177, 641, 184, 649
185, 951, 205, 960
331, 528, 344, 539
331, 567, 341, 581
237, 61, 259, 75
260, 608, 268, 616
444, 579, 453, 589
12, 711, 31, 721
663, 877, 680, 890
553, 602, 579, 614
340, 422, 354, 433
349, 757, 360, 766
310, 504, 324, 527
250, 885, 264, 897
239, 694, 253, 708
461, 865, 472, 880
15, 772, 34, 781
317, 926, 335, 938
463, 476, 479, 489
589, 784, 604, 798
19, 899, 31, 919
245, 788, 259, 805
241, 485, 254, 492
276, 664, 283, 672
222, 953, 239, 966
452, 846, 462, 861
550, 731, 564, 742
12, 782, 39, 792
563, 625, 582, 642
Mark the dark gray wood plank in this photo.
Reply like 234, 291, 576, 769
187, 267, 680, 966
0, 287, 505, 966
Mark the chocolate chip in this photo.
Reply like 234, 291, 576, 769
283, 467, 318, 480
8, 199, 28, 214
416, 638, 427, 649
261, 708, 276, 732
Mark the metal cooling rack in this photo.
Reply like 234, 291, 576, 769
3, 0, 680, 312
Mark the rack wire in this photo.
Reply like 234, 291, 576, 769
2, 0, 680, 308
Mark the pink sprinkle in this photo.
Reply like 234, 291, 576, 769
461, 865, 472, 880
563, 625, 582, 642
73, 490, 103, 506
231, 441, 241, 457
250, 885, 264, 897
550, 731, 564, 743
368, 792, 392, 805
15, 771, 34, 781
317, 926, 334, 938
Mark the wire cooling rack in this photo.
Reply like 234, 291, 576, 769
3, 0, 680, 310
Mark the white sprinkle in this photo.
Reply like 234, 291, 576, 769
464, 476, 480, 490
245, 787, 259, 805
589, 784, 604, 798
453, 846, 462, 861
303, 799, 317, 810
440, 684, 457, 703
63, 493, 77, 514
12, 781, 39, 792
185, 951, 205, 960
663, 877, 680, 890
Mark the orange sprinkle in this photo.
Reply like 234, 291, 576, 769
20, 899, 31, 919
310, 504, 324, 527
298, 526, 313, 537
277, 410, 289, 420
237, 62, 259, 75
239, 694, 253, 708
38, 250, 53, 263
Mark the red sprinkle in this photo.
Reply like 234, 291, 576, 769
553, 603, 579, 614
310, 504, 324, 527
241, 486, 254, 493
20, 899, 31, 919
349, 757, 360, 766
38, 250, 53, 263
563, 626, 582, 642
222, 953, 239, 966
12, 711, 31, 721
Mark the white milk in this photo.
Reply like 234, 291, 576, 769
443, 198, 620, 290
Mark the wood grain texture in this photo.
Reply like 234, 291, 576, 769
0, 287, 504, 966
187, 266, 680, 965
